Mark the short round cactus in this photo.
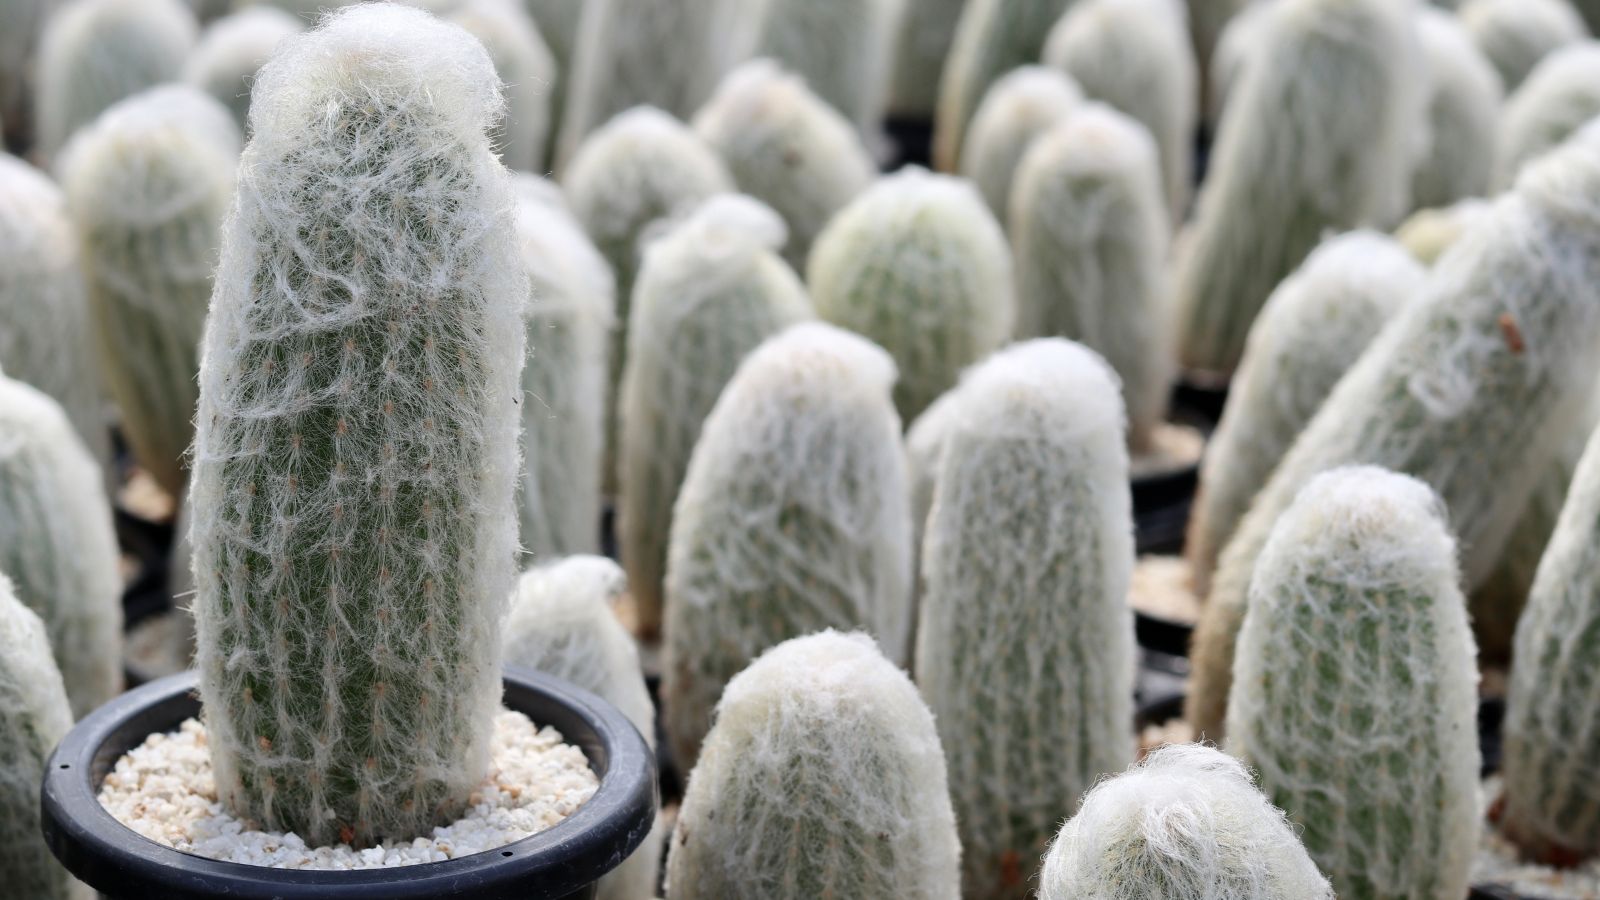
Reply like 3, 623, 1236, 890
182, 6, 304, 132
1394, 198, 1494, 265
1460, 0, 1587, 93
887, 0, 967, 118
1411, 8, 1503, 211
750, 0, 906, 131
450, 0, 554, 173
958, 65, 1082, 225
1495, 42, 1600, 189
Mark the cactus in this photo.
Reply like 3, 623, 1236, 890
618, 195, 812, 639
1203, 0, 1269, 130
665, 630, 961, 899
692, 59, 876, 269
182, 7, 304, 132
1010, 105, 1171, 455
0, 0, 54, 149
1411, 8, 1502, 212
661, 322, 912, 771
906, 381, 964, 596
958, 65, 1081, 225
59, 85, 239, 499
1189, 0, 1251, 104
1185, 231, 1423, 593
1038, 744, 1334, 900
807, 167, 1013, 423
1495, 43, 1600, 189
887, 0, 968, 119
1172, 0, 1416, 376
450, 0, 555, 173
1394, 198, 1493, 265
190, 3, 526, 847
35, 0, 197, 157
1226, 466, 1480, 899
749, 0, 906, 132
915, 337, 1134, 900
1187, 133, 1600, 740
1460, 0, 1587, 93
1040, 0, 1196, 223
0, 372, 121, 718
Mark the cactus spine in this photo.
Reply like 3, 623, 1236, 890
1495, 43, 1600, 189
450, 0, 555, 173
662, 322, 912, 771
1039, 744, 1334, 900
807, 167, 1014, 423
915, 337, 1134, 900
182, 7, 304, 133
887, 0, 968, 119
665, 630, 961, 899
958, 65, 1081, 225
1411, 8, 1502, 212
190, 4, 526, 847
619, 196, 812, 639
1460, 0, 1587, 93
750, 0, 906, 132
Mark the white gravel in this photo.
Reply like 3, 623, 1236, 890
98, 710, 599, 869
1476, 777, 1600, 899
1129, 554, 1202, 625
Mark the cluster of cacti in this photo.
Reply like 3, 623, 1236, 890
886, 0, 967, 119
1459, 0, 1587, 93
1038, 744, 1334, 900
189, 4, 526, 847
1203, 0, 1268, 129
750, 0, 905, 132
665, 630, 961, 899
1171, 0, 1415, 376
661, 322, 912, 771
915, 337, 1133, 900
1411, 8, 1503, 211
182, 6, 304, 132
1394, 198, 1493, 265
618, 195, 812, 639
1495, 42, 1600, 189
959, 66, 1081, 225
1009, 104, 1171, 455
807, 167, 1013, 422
448, 0, 554, 173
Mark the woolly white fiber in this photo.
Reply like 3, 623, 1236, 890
1394, 198, 1494, 265
1204, 0, 1269, 129
915, 337, 1134, 900
1190, 0, 1253, 103
905, 380, 964, 595
1495, 42, 1600, 189
190, 2, 527, 847
182, 6, 303, 132
1039, 744, 1334, 900
1412, 7, 1503, 211
618, 194, 812, 639
661, 322, 912, 771
887, 0, 969, 118
1460, 0, 1588, 93
519, 0, 582, 159
750, 0, 906, 131
958, 65, 1082, 225
450, 0, 555, 173
665, 630, 961, 899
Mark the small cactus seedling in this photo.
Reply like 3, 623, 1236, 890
807, 167, 1014, 423
1411, 8, 1503, 211
749, 0, 906, 132
1394, 199, 1494, 265
618, 195, 812, 639
450, 0, 555, 173
662, 322, 912, 771
958, 65, 1082, 225
915, 337, 1134, 900
1039, 744, 1334, 900
1495, 42, 1600, 189
665, 630, 961, 899
887, 0, 967, 118
190, 4, 526, 847
1460, 0, 1587, 93
182, 6, 304, 132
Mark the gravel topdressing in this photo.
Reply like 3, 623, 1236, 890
98, 711, 599, 870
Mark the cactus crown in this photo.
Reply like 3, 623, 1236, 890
960, 65, 1082, 222
1496, 43, 1600, 189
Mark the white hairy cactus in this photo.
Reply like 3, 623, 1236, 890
661, 322, 912, 771
750, 0, 906, 131
618, 195, 812, 639
915, 337, 1134, 900
1041, 0, 1196, 222
1204, 0, 1268, 129
1412, 8, 1503, 211
887, 0, 968, 118
0, 0, 54, 147
1010, 104, 1171, 454
1189, 0, 1251, 99
958, 65, 1082, 224
450, 0, 554, 173
1186, 231, 1424, 592
521, 0, 582, 160
692, 59, 876, 268
35, 0, 197, 157
807, 167, 1013, 422
665, 630, 961, 899
1039, 744, 1334, 900
1460, 0, 1587, 93
183, 6, 303, 131
1395, 198, 1494, 265
1495, 42, 1600, 189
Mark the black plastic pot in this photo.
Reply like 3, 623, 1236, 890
42, 666, 658, 900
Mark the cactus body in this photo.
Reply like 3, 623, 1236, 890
520, 0, 582, 160
183, 7, 304, 132
1186, 232, 1423, 593
807, 167, 1013, 423
1412, 8, 1502, 211
661, 323, 911, 771
692, 59, 876, 269
1203, 0, 1268, 130
915, 337, 1134, 900
1227, 466, 1480, 900
0, 0, 54, 149
190, 4, 526, 847
1496, 43, 1600, 189
1039, 744, 1334, 900
1189, 0, 1251, 103
887, 0, 969, 118
1172, 0, 1416, 375
1460, 0, 1587, 93
1394, 198, 1493, 265
1010, 105, 1171, 454
751, 0, 906, 131
665, 630, 960, 899
450, 0, 555, 174
959, 65, 1081, 225
619, 196, 812, 639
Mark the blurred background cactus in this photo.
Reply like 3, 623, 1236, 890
959, 66, 1081, 225
181, 6, 303, 133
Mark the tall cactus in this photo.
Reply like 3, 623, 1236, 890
0, 0, 56, 149
1411, 8, 1502, 212
661, 322, 911, 771
619, 195, 812, 639
958, 65, 1081, 225
1203, 0, 1269, 130
190, 3, 526, 847
1495, 42, 1600, 189
1227, 466, 1480, 900
915, 337, 1134, 900
450, 0, 555, 173
182, 6, 304, 133
750, 0, 906, 131
887, 0, 968, 119
807, 167, 1014, 423
1459, 0, 1587, 93
665, 630, 961, 899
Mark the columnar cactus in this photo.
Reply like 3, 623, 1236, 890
1172, 0, 1415, 375
0, 0, 54, 148
1394, 198, 1493, 265
1459, 0, 1587, 93
1189, 0, 1251, 100
1203, 0, 1269, 129
750, 0, 906, 131
807, 167, 1013, 422
661, 322, 911, 771
1039, 744, 1334, 900
35, 0, 197, 157
59, 85, 239, 498
1009, 105, 1171, 455
0, 372, 121, 718
1187, 133, 1600, 739
887, 0, 968, 119
692, 59, 876, 269
1041, 0, 1197, 223
958, 65, 1081, 224
1411, 8, 1503, 212
450, 0, 555, 173
665, 630, 960, 899
1185, 232, 1423, 593
1495, 43, 1600, 189
521, 0, 582, 161
190, 4, 527, 847
619, 196, 812, 639
1227, 466, 1481, 899
182, 7, 304, 132
915, 337, 1134, 900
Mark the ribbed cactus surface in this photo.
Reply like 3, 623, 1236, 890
915, 337, 1134, 900
451, 0, 554, 173
190, 4, 526, 847
666, 630, 960, 899
183, 6, 304, 132
1411, 8, 1502, 212
751, 0, 906, 131
1460, 0, 1587, 93
1495, 43, 1600, 189
959, 65, 1081, 225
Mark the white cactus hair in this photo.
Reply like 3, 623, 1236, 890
449, 0, 555, 173
1205, 0, 1270, 129
751, 0, 907, 131
1394, 198, 1495, 265
1495, 41, 1600, 189
1412, 6, 1503, 211
1460, 0, 1588, 92
959, 65, 1082, 223
182, 5, 304, 131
